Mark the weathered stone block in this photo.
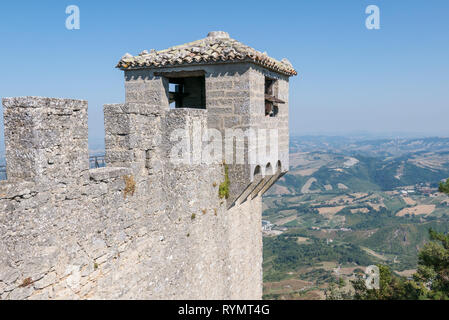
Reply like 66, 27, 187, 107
2, 97, 89, 185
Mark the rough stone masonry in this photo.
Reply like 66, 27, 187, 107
0, 31, 296, 299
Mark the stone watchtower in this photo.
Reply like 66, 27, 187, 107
108, 31, 296, 298
0, 31, 295, 300
116, 31, 296, 207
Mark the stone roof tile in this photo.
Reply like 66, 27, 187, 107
116, 31, 297, 76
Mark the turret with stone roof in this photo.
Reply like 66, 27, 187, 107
113, 31, 296, 207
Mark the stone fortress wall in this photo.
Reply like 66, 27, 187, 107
0, 57, 290, 299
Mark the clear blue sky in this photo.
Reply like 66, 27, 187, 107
0, 0, 448, 150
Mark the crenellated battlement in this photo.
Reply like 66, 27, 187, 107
0, 96, 264, 299
2, 97, 89, 187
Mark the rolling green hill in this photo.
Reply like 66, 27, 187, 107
263, 136, 449, 299
273, 151, 449, 195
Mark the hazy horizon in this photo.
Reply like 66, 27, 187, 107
2, 131, 449, 157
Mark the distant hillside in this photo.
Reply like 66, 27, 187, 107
263, 136, 449, 299
279, 153, 449, 193
272, 136, 449, 196
290, 136, 449, 157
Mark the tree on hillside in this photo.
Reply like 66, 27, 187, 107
439, 178, 449, 195
348, 229, 449, 300
351, 264, 416, 300
412, 229, 449, 299
325, 277, 353, 300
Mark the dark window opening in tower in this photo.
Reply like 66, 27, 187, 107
168, 76, 206, 109
264, 77, 284, 117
